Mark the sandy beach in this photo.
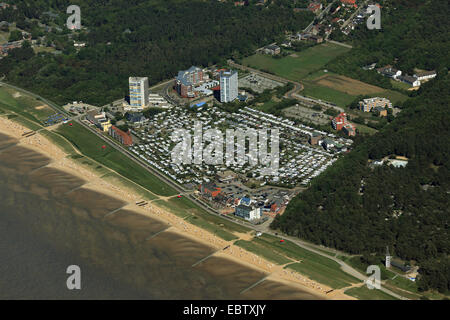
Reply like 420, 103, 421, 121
0, 116, 355, 300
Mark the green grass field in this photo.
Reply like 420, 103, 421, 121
344, 286, 398, 300
286, 260, 360, 289
0, 87, 57, 124
55, 122, 177, 196
301, 72, 409, 107
242, 43, 351, 81
234, 239, 292, 265
39, 130, 77, 155
242, 46, 408, 108
233, 233, 360, 288
302, 82, 355, 106
101, 171, 159, 201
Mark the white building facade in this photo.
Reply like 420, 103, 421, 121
129, 77, 149, 110
220, 70, 238, 103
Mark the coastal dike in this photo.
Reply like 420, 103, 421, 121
0, 116, 355, 299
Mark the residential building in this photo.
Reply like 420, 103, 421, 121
220, 70, 238, 103
263, 44, 281, 55
109, 125, 133, 146
342, 123, 356, 136
126, 112, 147, 125
308, 2, 323, 13
215, 170, 237, 184
86, 109, 111, 132
175, 66, 203, 98
398, 75, 421, 87
309, 132, 322, 145
373, 106, 387, 117
234, 204, 262, 221
321, 138, 335, 150
377, 66, 402, 79
309, 35, 324, 43
414, 70, 437, 81
332, 112, 348, 130
199, 182, 222, 199
129, 77, 149, 110
359, 97, 392, 112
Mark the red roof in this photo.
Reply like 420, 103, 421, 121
110, 125, 133, 146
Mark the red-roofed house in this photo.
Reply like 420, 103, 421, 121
109, 126, 133, 146
332, 113, 348, 131
308, 2, 323, 13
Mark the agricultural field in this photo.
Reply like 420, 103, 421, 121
302, 72, 409, 107
242, 43, 351, 81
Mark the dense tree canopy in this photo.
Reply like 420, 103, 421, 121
272, 0, 450, 294
0, 0, 313, 105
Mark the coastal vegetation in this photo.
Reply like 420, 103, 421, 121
271, 0, 450, 295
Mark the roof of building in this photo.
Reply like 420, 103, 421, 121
126, 112, 145, 122
414, 70, 436, 77
110, 126, 132, 145
265, 44, 280, 50
176, 66, 202, 86
220, 70, 237, 78
240, 197, 251, 205
399, 75, 419, 83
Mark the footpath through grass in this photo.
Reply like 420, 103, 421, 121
344, 285, 398, 300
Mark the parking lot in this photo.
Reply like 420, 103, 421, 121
239, 73, 283, 93
283, 104, 331, 125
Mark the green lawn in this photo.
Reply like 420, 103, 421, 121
390, 79, 412, 91
234, 239, 292, 265
39, 130, 77, 155
55, 122, 177, 196
242, 43, 351, 81
301, 82, 356, 107
153, 197, 204, 219
0, 87, 56, 124
233, 233, 360, 288
101, 171, 159, 201
344, 285, 398, 300
287, 260, 360, 290
301, 72, 409, 108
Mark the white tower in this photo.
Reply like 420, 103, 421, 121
129, 77, 149, 110
220, 70, 238, 103
385, 246, 392, 268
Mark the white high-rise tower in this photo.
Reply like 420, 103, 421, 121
220, 70, 238, 103
129, 77, 149, 110
385, 246, 392, 268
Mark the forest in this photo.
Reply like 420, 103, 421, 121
326, 0, 450, 93
0, 0, 313, 106
272, 0, 450, 294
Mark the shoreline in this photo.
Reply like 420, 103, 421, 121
0, 116, 355, 300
